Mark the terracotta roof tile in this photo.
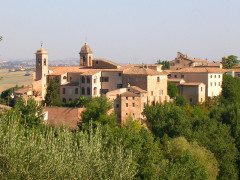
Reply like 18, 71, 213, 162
181, 82, 205, 86
121, 91, 140, 97
172, 67, 224, 73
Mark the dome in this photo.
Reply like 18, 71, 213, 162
35, 47, 48, 54
80, 43, 93, 54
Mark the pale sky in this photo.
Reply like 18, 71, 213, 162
0, 0, 240, 64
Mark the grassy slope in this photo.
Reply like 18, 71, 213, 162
0, 69, 33, 93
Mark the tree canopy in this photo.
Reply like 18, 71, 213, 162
222, 55, 239, 69
45, 78, 61, 106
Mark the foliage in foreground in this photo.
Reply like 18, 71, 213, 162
0, 111, 136, 179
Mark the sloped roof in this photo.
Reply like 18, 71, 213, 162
93, 59, 121, 68
130, 86, 147, 93
181, 82, 205, 86
123, 66, 167, 75
121, 91, 140, 97
172, 67, 224, 73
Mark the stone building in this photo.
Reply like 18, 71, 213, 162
14, 43, 169, 123
170, 52, 222, 70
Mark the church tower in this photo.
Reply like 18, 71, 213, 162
79, 43, 93, 66
35, 46, 48, 98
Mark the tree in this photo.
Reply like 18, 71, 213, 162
156, 60, 170, 70
45, 78, 61, 106
163, 137, 219, 179
0, 36, 2, 42
81, 97, 117, 129
13, 97, 43, 128
222, 55, 239, 69
167, 81, 178, 98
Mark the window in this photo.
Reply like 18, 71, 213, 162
116, 104, 119, 108
142, 78, 146, 83
219, 82, 221, 86
181, 75, 184, 78
210, 82, 212, 86
101, 89, 109, 94
70, 77, 72, 82
201, 87, 203, 92
62, 98, 66, 103
62, 88, 65, 94
214, 75, 216, 78
201, 98, 203, 102
190, 98, 192, 102
81, 77, 85, 83
144, 103, 146, 107
63, 76, 67, 79
126, 97, 128, 100
101, 77, 109, 82
151, 91, 153, 96
210, 75, 212, 78
117, 94, 120, 98
135, 78, 138, 83
81, 87, 85, 95
133, 97, 135, 100
75, 88, 78, 94
157, 77, 160, 82
126, 103, 128, 107
215, 82, 216, 86
118, 72, 122, 76
93, 87, 97, 95
132, 103, 135, 107
83, 56, 86, 62
126, 113, 128, 115
38, 59, 41, 66
87, 76, 90, 83
159, 90, 163, 95
133, 113, 135, 116
87, 87, 91, 95
96, 61, 98, 64
117, 84, 123, 88
44, 58, 46, 66
94, 76, 97, 83
219, 75, 221, 78
69, 98, 72, 101
174, 75, 177, 78
127, 77, 130, 83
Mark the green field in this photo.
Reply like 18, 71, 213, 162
0, 69, 33, 93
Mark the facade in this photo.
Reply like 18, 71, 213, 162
169, 67, 224, 99
178, 82, 206, 105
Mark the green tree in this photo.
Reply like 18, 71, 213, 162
45, 77, 61, 106
167, 81, 178, 98
13, 97, 43, 128
222, 55, 239, 69
81, 97, 117, 129
156, 60, 170, 70
0, 36, 2, 42
163, 137, 219, 179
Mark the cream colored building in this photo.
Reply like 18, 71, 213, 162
170, 67, 224, 99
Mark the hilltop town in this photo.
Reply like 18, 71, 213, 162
11, 43, 240, 125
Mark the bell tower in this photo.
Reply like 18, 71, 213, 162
79, 43, 93, 66
35, 44, 48, 98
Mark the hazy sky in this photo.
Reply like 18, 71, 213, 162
1, 0, 239, 64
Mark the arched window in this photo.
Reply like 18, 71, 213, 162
38, 59, 41, 66
94, 87, 97, 95
83, 56, 86, 65
93, 76, 97, 83
62, 98, 66, 103
82, 87, 85, 95
63, 76, 67, 79
44, 58, 46, 65
81, 76, 85, 83
87, 87, 91, 95
87, 76, 90, 83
